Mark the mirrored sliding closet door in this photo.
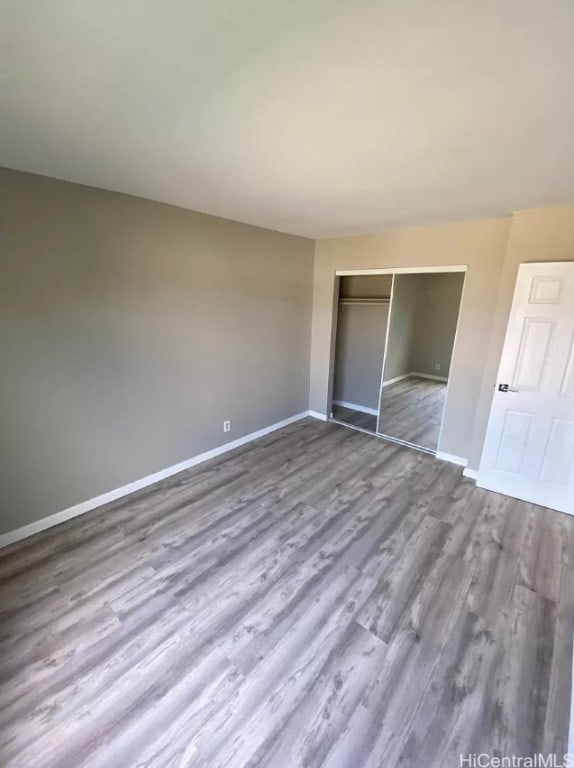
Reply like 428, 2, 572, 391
376, 272, 465, 452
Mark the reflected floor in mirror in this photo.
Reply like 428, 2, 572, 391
378, 375, 447, 451
331, 404, 377, 433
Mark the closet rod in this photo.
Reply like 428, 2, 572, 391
339, 297, 391, 305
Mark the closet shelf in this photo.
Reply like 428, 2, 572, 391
339, 297, 391, 305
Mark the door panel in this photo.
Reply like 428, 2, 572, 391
560, 334, 574, 394
512, 318, 553, 390
477, 262, 574, 514
539, 418, 574, 484
495, 410, 532, 473
529, 275, 564, 303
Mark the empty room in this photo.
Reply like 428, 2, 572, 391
2, 3, 574, 767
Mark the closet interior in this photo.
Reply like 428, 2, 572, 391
330, 270, 465, 454
332, 275, 391, 434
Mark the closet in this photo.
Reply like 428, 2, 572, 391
331, 275, 391, 434
330, 269, 465, 454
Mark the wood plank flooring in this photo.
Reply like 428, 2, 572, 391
332, 377, 447, 449
378, 375, 447, 450
1, 418, 574, 767
332, 403, 378, 432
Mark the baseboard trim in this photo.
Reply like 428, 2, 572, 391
381, 373, 411, 387
436, 450, 468, 468
410, 372, 448, 383
381, 372, 448, 388
333, 400, 378, 417
308, 410, 328, 421
462, 467, 478, 480
0, 410, 311, 551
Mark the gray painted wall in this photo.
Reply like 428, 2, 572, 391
381, 275, 419, 382
382, 272, 464, 387
409, 272, 464, 378
333, 303, 389, 410
0, 167, 314, 536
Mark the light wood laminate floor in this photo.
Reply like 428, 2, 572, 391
1, 418, 573, 767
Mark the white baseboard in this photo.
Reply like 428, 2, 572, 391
382, 373, 411, 387
410, 372, 448, 383
437, 451, 478, 481
308, 410, 328, 421
436, 450, 467, 468
382, 372, 448, 387
0, 410, 311, 551
333, 400, 378, 417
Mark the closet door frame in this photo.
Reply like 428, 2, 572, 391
375, 273, 397, 440
330, 265, 467, 455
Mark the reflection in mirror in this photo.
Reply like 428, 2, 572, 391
377, 272, 465, 452
331, 275, 392, 434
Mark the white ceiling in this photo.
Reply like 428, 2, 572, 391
1, 1, 574, 238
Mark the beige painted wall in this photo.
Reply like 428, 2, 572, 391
310, 218, 512, 461
0, 167, 314, 535
340, 275, 392, 299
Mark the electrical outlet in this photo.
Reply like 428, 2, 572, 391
223, 420, 231, 433
434, 363, 441, 370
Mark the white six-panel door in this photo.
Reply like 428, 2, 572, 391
477, 262, 574, 515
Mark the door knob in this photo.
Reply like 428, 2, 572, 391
498, 383, 519, 393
